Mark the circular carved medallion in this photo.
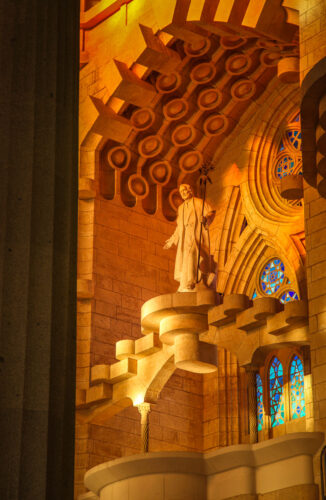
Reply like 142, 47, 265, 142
107, 145, 131, 171
138, 135, 164, 158
128, 174, 149, 199
149, 161, 172, 185
179, 150, 203, 173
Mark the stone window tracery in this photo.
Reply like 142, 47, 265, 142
256, 373, 263, 432
252, 258, 299, 303
279, 290, 299, 304
255, 350, 307, 436
290, 355, 306, 420
260, 259, 285, 295
269, 357, 285, 428
273, 112, 302, 180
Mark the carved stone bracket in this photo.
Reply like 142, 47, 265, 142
76, 291, 309, 424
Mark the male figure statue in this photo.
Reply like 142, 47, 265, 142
164, 184, 215, 292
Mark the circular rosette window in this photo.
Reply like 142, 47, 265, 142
275, 153, 295, 179
260, 259, 285, 295
273, 114, 302, 182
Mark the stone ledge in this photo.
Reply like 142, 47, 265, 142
83, 432, 323, 499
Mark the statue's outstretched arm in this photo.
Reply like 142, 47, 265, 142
163, 227, 179, 249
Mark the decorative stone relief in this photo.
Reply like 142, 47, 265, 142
97, 29, 298, 220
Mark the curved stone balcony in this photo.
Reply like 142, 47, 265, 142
79, 432, 322, 500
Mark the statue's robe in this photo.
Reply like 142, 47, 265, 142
170, 196, 213, 291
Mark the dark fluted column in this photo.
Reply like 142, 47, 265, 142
0, 1, 79, 499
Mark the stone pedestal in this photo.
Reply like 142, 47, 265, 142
141, 291, 218, 373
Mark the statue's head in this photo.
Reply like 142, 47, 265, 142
179, 184, 193, 201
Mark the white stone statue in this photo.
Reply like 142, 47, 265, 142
164, 184, 215, 292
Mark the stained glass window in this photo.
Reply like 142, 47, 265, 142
276, 155, 295, 178
280, 290, 299, 304
290, 355, 305, 420
287, 130, 302, 151
261, 259, 285, 295
256, 373, 263, 431
269, 357, 284, 427
274, 111, 302, 181
252, 289, 258, 300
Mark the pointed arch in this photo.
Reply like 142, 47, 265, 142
256, 373, 264, 431
289, 354, 306, 420
269, 356, 284, 427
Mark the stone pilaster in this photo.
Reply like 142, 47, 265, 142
246, 369, 258, 444
0, 0, 79, 498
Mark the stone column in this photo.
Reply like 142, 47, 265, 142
246, 369, 258, 444
0, 0, 79, 499
138, 403, 151, 453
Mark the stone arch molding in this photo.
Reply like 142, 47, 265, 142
204, 80, 305, 302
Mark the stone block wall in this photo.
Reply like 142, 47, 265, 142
75, 198, 205, 497
300, 0, 326, 79
203, 349, 246, 452
75, 195, 247, 497
304, 182, 326, 483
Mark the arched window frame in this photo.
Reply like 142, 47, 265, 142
289, 354, 306, 420
268, 356, 285, 428
255, 347, 309, 439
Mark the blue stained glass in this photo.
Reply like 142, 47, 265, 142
279, 140, 285, 152
269, 357, 284, 427
287, 130, 302, 151
280, 290, 299, 304
290, 355, 305, 419
293, 113, 300, 123
276, 155, 295, 178
252, 289, 258, 300
261, 259, 285, 295
256, 373, 263, 431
